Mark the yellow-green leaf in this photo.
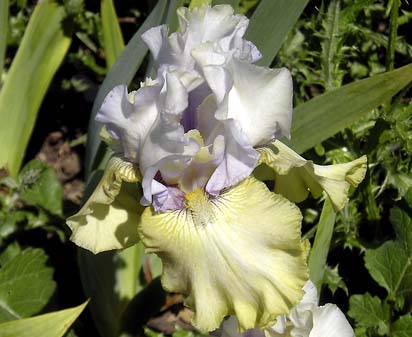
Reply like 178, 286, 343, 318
101, 0, 124, 68
189, 0, 212, 9
0, 0, 8, 78
0, 1, 71, 177
308, 198, 336, 294
246, 0, 309, 67
0, 301, 88, 337
288, 64, 412, 154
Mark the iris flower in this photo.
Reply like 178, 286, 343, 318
67, 4, 366, 332
219, 280, 355, 337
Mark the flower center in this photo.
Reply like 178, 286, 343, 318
184, 189, 216, 227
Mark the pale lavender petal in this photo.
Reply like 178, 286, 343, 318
206, 119, 259, 195
139, 72, 189, 173
155, 186, 186, 212
141, 25, 169, 62
141, 178, 168, 207
141, 154, 192, 208
181, 82, 211, 132
96, 84, 160, 162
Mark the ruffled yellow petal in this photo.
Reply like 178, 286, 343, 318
138, 176, 309, 332
257, 141, 367, 211
67, 157, 142, 254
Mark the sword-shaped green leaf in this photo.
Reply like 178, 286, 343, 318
308, 198, 336, 295
0, 301, 88, 337
288, 64, 412, 154
246, 0, 309, 67
0, 1, 71, 177
0, 0, 8, 79
101, 0, 124, 68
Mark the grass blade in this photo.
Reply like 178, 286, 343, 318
0, 301, 88, 337
85, 0, 168, 177
246, 0, 309, 67
308, 198, 336, 295
0, 0, 8, 79
288, 64, 412, 154
101, 0, 125, 68
0, 1, 71, 177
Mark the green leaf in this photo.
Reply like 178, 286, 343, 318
189, 0, 212, 9
85, 0, 168, 177
246, 0, 309, 67
0, 243, 21, 268
0, 0, 8, 79
390, 207, 412, 256
145, 327, 165, 337
212, 0, 240, 8
339, 0, 375, 28
364, 207, 412, 303
79, 243, 144, 337
364, 241, 410, 300
348, 293, 390, 335
393, 315, 412, 337
288, 64, 412, 154
0, 248, 56, 322
0, 1, 71, 177
308, 197, 336, 294
323, 265, 348, 295
101, 0, 125, 68
165, 0, 187, 33
0, 301, 88, 337
18, 160, 63, 215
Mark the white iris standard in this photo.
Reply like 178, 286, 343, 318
66, 4, 366, 333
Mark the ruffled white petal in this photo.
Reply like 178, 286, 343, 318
138, 72, 189, 173
200, 59, 293, 146
141, 25, 169, 63
96, 84, 160, 162
309, 304, 355, 337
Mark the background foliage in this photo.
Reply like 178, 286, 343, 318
0, 0, 411, 336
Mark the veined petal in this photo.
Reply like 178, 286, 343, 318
67, 157, 141, 254
138, 177, 309, 332
309, 304, 355, 337
257, 141, 367, 211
